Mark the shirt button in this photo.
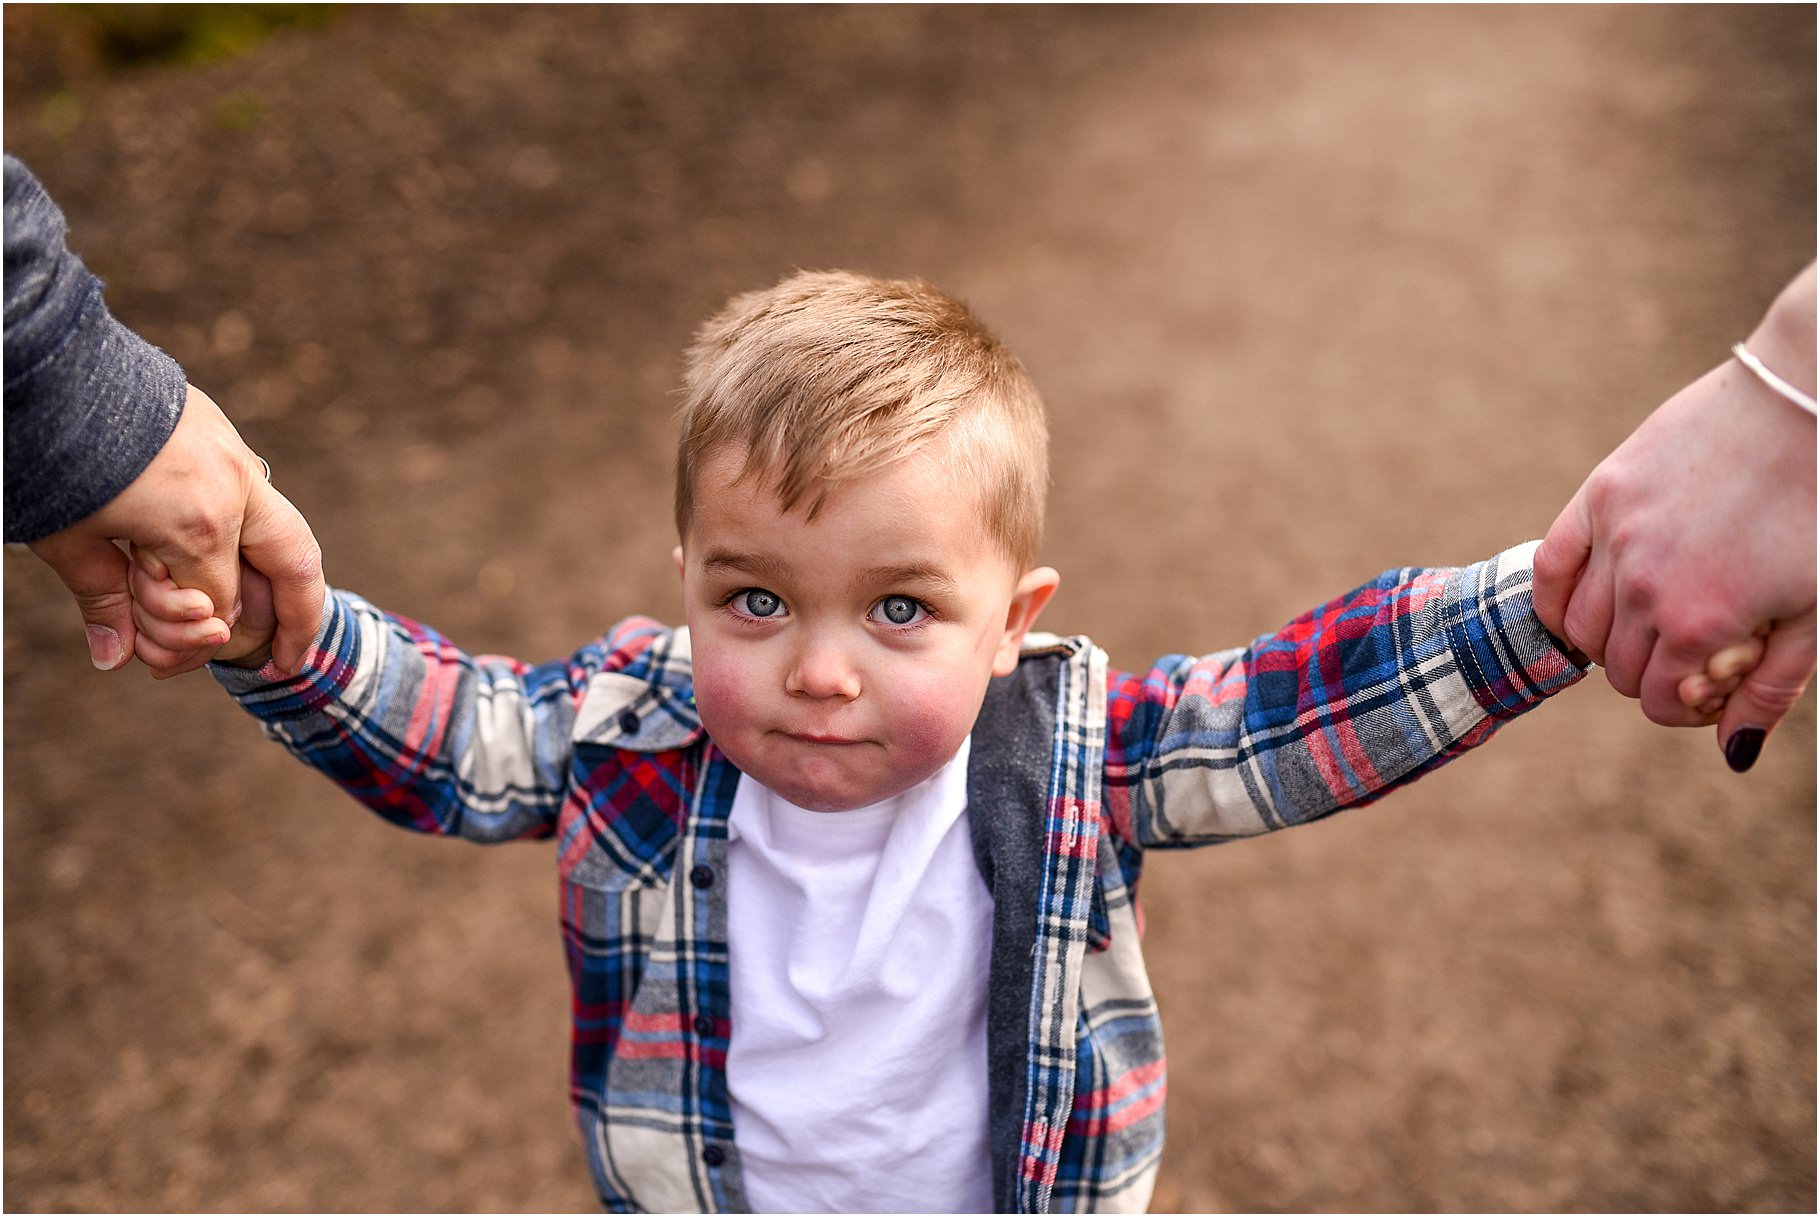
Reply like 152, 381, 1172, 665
689, 865, 715, 889
617, 709, 640, 735
702, 1144, 726, 1167
693, 1014, 714, 1037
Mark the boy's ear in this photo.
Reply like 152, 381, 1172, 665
672, 544, 685, 581
992, 566, 1061, 676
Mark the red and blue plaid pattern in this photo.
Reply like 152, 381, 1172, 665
215, 542, 1582, 1212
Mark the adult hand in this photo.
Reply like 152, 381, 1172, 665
1534, 264, 1817, 770
26, 383, 324, 677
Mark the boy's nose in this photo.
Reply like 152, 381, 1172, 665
784, 637, 861, 701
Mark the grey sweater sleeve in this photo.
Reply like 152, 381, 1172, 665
4, 153, 187, 543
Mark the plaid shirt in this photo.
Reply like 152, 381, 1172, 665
215, 541, 1583, 1213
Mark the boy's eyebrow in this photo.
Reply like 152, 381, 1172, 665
696, 550, 961, 598
698, 548, 791, 582
860, 562, 962, 598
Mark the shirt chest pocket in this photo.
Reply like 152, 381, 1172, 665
558, 671, 704, 893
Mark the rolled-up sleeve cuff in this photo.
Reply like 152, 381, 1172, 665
1444, 540, 1591, 719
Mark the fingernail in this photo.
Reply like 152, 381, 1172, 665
1724, 727, 1766, 773
86, 625, 124, 670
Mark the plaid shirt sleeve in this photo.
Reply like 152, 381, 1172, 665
1102, 541, 1587, 848
210, 588, 646, 843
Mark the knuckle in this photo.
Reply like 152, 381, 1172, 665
280, 536, 325, 585
1581, 466, 1634, 521
1656, 605, 1739, 655
72, 587, 132, 617
1532, 541, 1566, 583
1615, 565, 1663, 614
172, 507, 231, 553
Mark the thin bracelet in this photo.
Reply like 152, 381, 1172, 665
1732, 342, 1818, 416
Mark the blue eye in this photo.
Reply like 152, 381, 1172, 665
872, 595, 927, 627
734, 589, 784, 618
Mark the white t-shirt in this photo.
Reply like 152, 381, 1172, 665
726, 735, 995, 1213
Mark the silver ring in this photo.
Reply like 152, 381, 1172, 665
255, 455, 271, 482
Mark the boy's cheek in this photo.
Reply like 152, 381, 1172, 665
689, 656, 754, 736
885, 666, 989, 757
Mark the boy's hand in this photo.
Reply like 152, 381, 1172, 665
1676, 635, 1768, 719
128, 546, 278, 675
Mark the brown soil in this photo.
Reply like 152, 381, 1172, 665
4, 6, 1813, 1212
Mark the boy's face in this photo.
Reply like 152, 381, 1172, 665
676, 443, 1058, 813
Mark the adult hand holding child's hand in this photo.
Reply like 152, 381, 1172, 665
26, 384, 323, 678
5, 155, 322, 680
1534, 264, 1817, 770
128, 547, 278, 673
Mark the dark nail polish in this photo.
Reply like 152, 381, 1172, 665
1724, 727, 1766, 773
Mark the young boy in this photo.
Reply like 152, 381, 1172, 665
126, 271, 1749, 1214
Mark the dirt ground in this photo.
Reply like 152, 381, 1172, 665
3, 5, 1814, 1212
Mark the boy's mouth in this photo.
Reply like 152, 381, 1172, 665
783, 731, 867, 747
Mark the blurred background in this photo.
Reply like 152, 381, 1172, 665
3, 4, 1813, 1211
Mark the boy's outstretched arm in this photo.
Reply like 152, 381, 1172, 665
130, 552, 622, 844
1103, 541, 1588, 848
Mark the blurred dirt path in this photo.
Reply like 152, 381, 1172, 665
5, 6, 1813, 1211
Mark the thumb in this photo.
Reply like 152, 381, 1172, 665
1532, 487, 1592, 640
237, 479, 325, 675
28, 533, 138, 670
1715, 616, 1817, 772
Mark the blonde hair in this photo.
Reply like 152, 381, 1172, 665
675, 270, 1049, 569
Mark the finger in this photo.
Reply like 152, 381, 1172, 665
1634, 628, 1722, 725
238, 479, 324, 675
1706, 638, 1766, 683
1716, 619, 1818, 772
1638, 625, 1732, 720
1557, 545, 1618, 668
1602, 621, 1654, 702
127, 554, 217, 624
1681, 670, 1747, 708
130, 596, 230, 653
1532, 490, 1593, 639
1635, 618, 1731, 724
141, 644, 217, 679
130, 630, 202, 677
130, 543, 172, 583
1678, 672, 1717, 708
151, 487, 249, 630
1674, 637, 1764, 707
27, 532, 137, 670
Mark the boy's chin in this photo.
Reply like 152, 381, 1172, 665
744, 754, 918, 815
723, 729, 966, 813
760, 775, 895, 815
